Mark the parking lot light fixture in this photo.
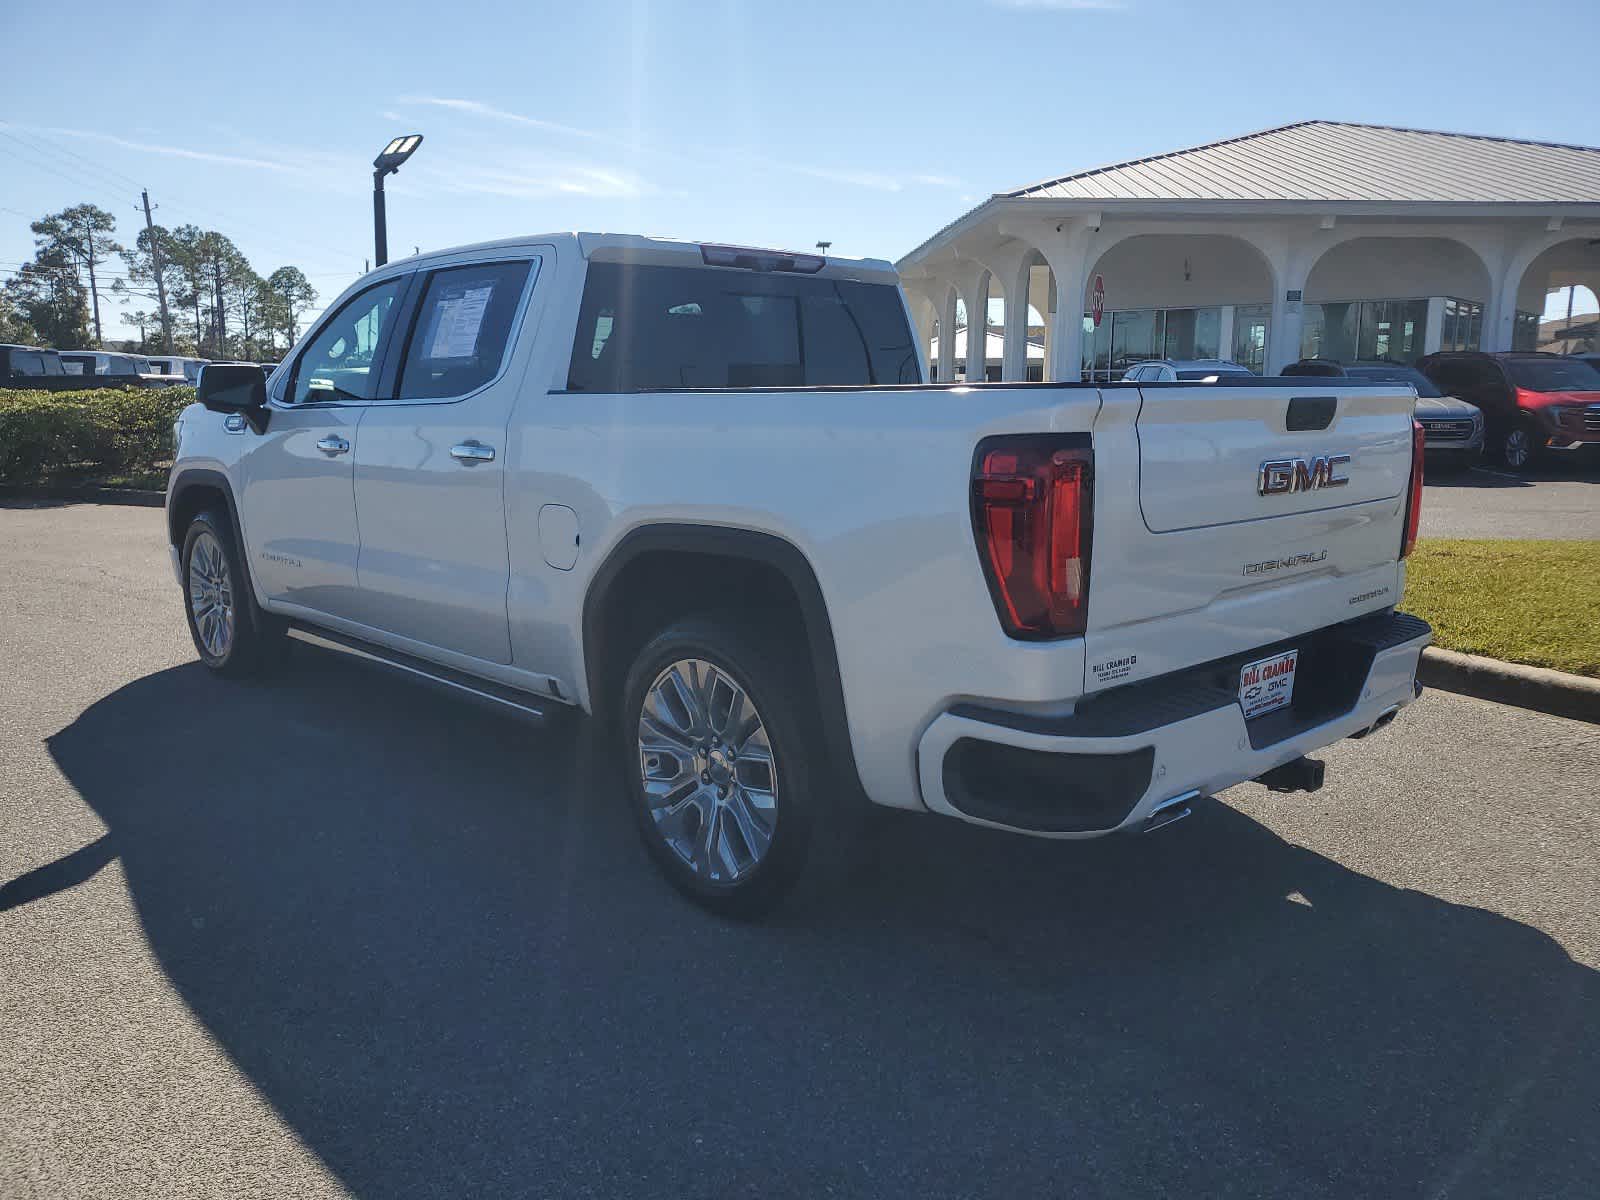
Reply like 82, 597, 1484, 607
372, 134, 424, 269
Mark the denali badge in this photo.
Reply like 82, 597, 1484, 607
1258, 454, 1351, 496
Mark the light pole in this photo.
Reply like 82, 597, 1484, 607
372, 134, 423, 268
816, 241, 832, 256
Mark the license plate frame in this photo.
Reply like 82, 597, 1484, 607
1238, 649, 1299, 720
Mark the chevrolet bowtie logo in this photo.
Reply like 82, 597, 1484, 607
1258, 454, 1351, 496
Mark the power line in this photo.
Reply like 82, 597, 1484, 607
1, 127, 147, 198
9, 126, 146, 191
0, 136, 130, 201
0, 139, 359, 273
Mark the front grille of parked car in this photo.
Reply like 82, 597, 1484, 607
1584, 406, 1600, 433
1420, 419, 1474, 441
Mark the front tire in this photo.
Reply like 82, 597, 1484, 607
181, 509, 275, 676
621, 617, 825, 917
1497, 420, 1542, 472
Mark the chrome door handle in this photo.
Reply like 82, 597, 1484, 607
450, 441, 496, 464
315, 435, 350, 456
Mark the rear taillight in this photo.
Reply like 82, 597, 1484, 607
1400, 418, 1425, 559
971, 436, 1093, 639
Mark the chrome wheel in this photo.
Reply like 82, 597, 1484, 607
1503, 427, 1531, 469
187, 530, 235, 659
637, 657, 777, 884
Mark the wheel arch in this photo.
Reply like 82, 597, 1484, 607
581, 523, 862, 796
167, 468, 265, 612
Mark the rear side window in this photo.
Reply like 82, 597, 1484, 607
566, 262, 919, 392
396, 260, 533, 399
11, 351, 45, 376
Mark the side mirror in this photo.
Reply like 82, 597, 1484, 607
197, 363, 269, 432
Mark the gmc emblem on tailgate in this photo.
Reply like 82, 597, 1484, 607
1258, 454, 1351, 496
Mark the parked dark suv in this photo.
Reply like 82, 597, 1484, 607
1417, 351, 1600, 471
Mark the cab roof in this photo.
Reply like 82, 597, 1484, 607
379, 232, 900, 286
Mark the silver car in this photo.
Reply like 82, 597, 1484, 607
1343, 362, 1484, 468
1121, 358, 1256, 383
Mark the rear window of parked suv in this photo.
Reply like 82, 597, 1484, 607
1506, 358, 1600, 392
566, 262, 919, 392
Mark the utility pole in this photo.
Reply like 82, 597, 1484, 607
141, 190, 174, 353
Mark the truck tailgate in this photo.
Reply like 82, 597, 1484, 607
1084, 381, 1416, 694
1137, 383, 1410, 531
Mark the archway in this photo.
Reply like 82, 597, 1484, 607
1514, 239, 1600, 353
1080, 234, 1276, 379
1302, 236, 1492, 363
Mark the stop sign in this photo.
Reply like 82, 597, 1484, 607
1091, 274, 1106, 328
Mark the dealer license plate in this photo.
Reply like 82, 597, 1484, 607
1238, 649, 1299, 720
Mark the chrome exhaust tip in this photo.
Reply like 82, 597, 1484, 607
1142, 789, 1200, 834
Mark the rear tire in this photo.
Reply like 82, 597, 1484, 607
181, 509, 280, 677
621, 616, 832, 918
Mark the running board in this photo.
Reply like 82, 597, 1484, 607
285, 622, 551, 724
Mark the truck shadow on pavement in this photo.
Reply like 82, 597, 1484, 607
36, 651, 1600, 1199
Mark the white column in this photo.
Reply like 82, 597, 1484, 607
963, 271, 990, 383
936, 283, 958, 384
980, 251, 1034, 382
1423, 296, 1446, 355
1001, 261, 1033, 381
1218, 305, 1236, 364
1034, 228, 1095, 383
1483, 272, 1519, 352
1041, 276, 1054, 378
1267, 260, 1309, 373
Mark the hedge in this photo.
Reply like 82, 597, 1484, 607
0, 387, 194, 484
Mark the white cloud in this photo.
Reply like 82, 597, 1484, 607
403, 94, 944, 193
415, 157, 654, 201
911, 173, 964, 188
11, 123, 319, 173
399, 96, 604, 142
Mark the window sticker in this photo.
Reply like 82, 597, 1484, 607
426, 283, 495, 360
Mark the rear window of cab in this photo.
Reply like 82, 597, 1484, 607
566, 262, 919, 392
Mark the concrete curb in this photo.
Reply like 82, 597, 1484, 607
0, 483, 165, 509
1419, 647, 1600, 725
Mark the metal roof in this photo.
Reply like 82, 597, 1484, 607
1005, 121, 1600, 204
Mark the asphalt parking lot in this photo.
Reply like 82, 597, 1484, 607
1420, 450, 1600, 540
2, 501, 1598, 1200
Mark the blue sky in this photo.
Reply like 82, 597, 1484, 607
2, 0, 1597, 341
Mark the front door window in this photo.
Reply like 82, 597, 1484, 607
288, 279, 406, 404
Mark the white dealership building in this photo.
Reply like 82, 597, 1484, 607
896, 121, 1600, 382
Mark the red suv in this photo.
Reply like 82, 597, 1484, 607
1418, 351, 1600, 471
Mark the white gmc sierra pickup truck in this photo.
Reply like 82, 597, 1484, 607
169, 232, 1431, 914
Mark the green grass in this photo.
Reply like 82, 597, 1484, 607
1405, 539, 1600, 678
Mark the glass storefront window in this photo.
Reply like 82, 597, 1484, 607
1300, 301, 1360, 362
1162, 307, 1221, 361
1513, 310, 1539, 352
1082, 313, 1110, 381
1303, 297, 1442, 364
1439, 297, 1484, 352
1080, 305, 1223, 379
1356, 298, 1428, 362
1233, 304, 1270, 374
1110, 309, 1163, 378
